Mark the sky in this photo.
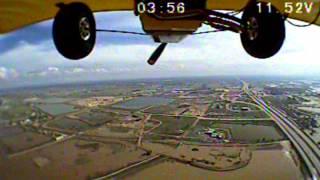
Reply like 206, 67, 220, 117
0, 11, 320, 89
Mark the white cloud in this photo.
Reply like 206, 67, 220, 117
1, 17, 320, 85
48, 67, 59, 72
0, 67, 6, 79
71, 67, 85, 73
0, 67, 19, 80
95, 12, 141, 30
94, 68, 109, 73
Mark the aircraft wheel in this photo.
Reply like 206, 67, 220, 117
240, 2, 285, 59
53, 3, 96, 60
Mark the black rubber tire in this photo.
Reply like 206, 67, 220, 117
241, 2, 285, 59
53, 3, 96, 60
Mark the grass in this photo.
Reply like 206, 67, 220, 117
47, 118, 91, 132
0, 99, 33, 121
77, 111, 119, 125
150, 115, 197, 136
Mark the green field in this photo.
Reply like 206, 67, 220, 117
87, 126, 138, 139
0, 132, 52, 154
150, 115, 196, 136
47, 118, 91, 132
0, 99, 33, 121
207, 102, 228, 114
112, 97, 174, 110
205, 101, 269, 119
77, 110, 121, 125
143, 105, 176, 114
230, 102, 260, 111
33, 97, 72, 104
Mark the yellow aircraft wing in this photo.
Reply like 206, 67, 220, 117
0, 0, 319, 34
0, 0, 134, 34
207, 0, 320, 26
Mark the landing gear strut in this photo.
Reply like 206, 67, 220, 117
53, 3, 96, 60
240, 2, 286, 59
200, 4, 286, 59
51, 2, 286, 62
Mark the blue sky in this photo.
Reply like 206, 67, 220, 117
0, 11, 320, 88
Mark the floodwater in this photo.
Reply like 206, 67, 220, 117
121, 146, 305, 180
214, 123, 285, 142
112, 97, 173, 110
0, 127, 23, 138
0, 139, 150, 180
37, 104, 77, 116
189, 120, 286, 143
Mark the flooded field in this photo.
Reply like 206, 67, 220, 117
0, 132, 52, 154
0, 127, 24, 138
37, 104, 78, 116
0, 119, 9, 126
46, 118, 91, 132
188, 120, 286, 143
205, 102, 269, 119
119, 142, 305, 180
121, 153, 303, 179
0, 139, 151, 180
0, 78, 316, 179
112, 97, 174, 110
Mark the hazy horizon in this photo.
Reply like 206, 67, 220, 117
0, 74, 319, 92
1, 11, 320, 89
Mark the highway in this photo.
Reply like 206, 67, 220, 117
242, 81, 320, 179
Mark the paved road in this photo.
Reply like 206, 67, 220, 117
242, 81, 320, 178
8, 134, 76, 159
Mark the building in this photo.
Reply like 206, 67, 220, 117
54, 134, 67, 141
241, 107, 250, 112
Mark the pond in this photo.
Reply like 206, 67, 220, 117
37, 103, 78, 116
189, 120, 286, 143
215, 122, 285, 142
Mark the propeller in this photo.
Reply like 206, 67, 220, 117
147, 43, 168, 65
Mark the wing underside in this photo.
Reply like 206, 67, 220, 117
0, 0, 134, 34
0, 0, 319, 34
206, 0, 320, 26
